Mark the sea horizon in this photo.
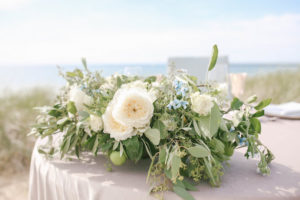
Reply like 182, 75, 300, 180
1, 63, 299, 91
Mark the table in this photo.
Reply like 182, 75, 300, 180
29, 119, 300, 200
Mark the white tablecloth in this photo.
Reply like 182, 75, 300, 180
29, 119, 300, 200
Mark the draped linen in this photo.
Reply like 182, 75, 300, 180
29, 119, 300, 200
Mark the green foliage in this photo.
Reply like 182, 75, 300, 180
144, 128, 160, 145
187, 145, 210, 158
231, 97, 243, 110
255, 98, 272, 110
208, 44, 218, 71
123, 136, 143, 163
173, 185, 195, 200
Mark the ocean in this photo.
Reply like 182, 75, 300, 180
0, 63, 299, 90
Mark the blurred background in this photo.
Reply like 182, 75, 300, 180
0, 0, 300, 199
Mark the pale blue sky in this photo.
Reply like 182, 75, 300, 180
0, 0, 300, 65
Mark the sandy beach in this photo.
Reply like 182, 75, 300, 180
0, 173, 28, 200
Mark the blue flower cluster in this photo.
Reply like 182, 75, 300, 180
173, 80, 189, 97
237, 135, 248, 146
167, 79, 190, 110
167, 99, 188, 110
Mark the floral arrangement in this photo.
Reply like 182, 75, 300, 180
30, 45, 274, 200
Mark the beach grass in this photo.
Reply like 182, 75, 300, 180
0, 88, 53, 174
242, 69, 300, 103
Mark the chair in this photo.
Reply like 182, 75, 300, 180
167, 56, 229, 83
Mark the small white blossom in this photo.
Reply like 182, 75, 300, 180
89, 114, 103, 132
190, 92, 214, 116
69, 85, 92, 111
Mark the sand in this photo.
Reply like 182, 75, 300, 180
0, 172, 28, 200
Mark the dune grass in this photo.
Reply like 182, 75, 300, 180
0, 88, 53, 174
242, 69, 300, 104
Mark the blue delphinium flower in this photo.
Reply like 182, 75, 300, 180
180, 100, 188, 109
173, 80, 189, 97
167, 99, 189, 110
237, 135, 248, 146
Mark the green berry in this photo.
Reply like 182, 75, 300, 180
110, 151, 127, 166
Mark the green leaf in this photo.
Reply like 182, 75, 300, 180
192, 119, 201, 136
82, 58, 88, 70
211, 138, 225, 154
67, 101, 77, 114
252, 110, 264, 118
123, 136, 143, 162
113, 141, 119, 150
48, 109, 62, 118
144, 128, 160, 145
173, 185, 195, 200
182, 180, 197, 191
208, 44, 218, 71
159, 148, 167, 164
153, 120, 168, 139
117, 76, 122, 88
171, 155, 181, 179
187, 145, 210, 158
61, 136, 71, 158
78, 111, 90, 120
220, 119, 228, 132
92, 134, 99, 155
66, 69, 83, 78
203, 158, 217, 186
247, 95, 257, 104
198, 103, 221, 138
250, 118, 261, 133
255, 98, 272, 110
231, 97, 243, 110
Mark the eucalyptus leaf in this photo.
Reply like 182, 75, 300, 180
144, 128, 160, 145
153, 120, 168, 139
92, 134, 99, 155
187, 145, 210, 158
159, 148, 167, 164
198, 103, 221, 138
171, 155, 181, 179
182, 180, 197, 191
173, 185, 195, 200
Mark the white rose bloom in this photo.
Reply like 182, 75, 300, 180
191, 92, 214, 116
122, 80, 148, 90
112, 87, 154, 129
231, 110, 244, 127
69, 85, 93, 111
102, 104, 134, 141
89, 114, 103, 132
217, 83, 229, 98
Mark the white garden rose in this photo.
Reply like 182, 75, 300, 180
102, 104, 134, 141
112, 87, 154, 129
217, 83, 229, 98
122, 80, 148, 90
89, 114, 103, 132
69, 85, 93, 111
191, 92, 214, 116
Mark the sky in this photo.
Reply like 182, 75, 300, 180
0, 0, 300, 65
